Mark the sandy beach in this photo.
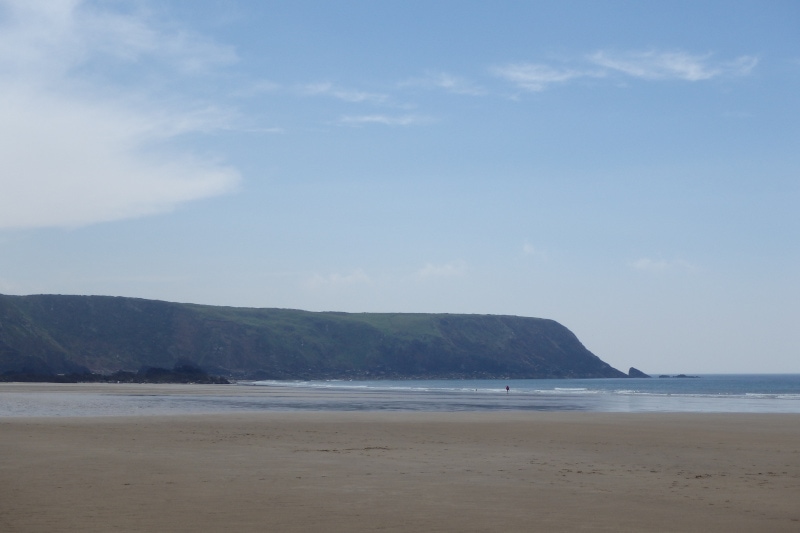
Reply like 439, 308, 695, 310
1, 386, 799, 532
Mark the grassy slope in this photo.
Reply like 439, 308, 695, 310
0, 294, 625, 379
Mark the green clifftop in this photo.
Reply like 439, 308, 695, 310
0, 294, 626, 379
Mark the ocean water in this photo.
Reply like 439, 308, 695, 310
250, 374, 800, 413
2, 375, 798, 417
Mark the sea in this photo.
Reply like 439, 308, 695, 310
1, 374, 799, 417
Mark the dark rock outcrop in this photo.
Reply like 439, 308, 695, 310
628, 367, 650, 378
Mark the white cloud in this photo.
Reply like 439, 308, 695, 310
631, 257, 696, 272
522, 243, 536, 256
340, 114, 430, 126
725, 55, 760, 76
305, 268, 372, 290
416, 261, 467, 280
301, 82, 388, 104
492, 50, 758, 92
491, 63, 591, 91
589, 51, 713, 80
521, 242, 549, 261
0, 0, 237, 80
588, 50, 758, 81
0, 0, 240, 229
401, 71, 486, 96
0, 88, 239, 228
231, 79, 281, 98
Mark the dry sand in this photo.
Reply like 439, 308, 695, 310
1, 391, 799, 532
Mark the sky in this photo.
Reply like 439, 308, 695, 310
1, 0, 798, 374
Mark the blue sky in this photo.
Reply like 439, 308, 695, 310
1, 0, 798, 373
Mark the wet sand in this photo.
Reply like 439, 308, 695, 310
2, 405, 799, 532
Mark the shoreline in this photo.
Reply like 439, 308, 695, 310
2, 409, 799, 532
2, 380, 799, 417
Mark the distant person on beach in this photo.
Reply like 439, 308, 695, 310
506, 385, 509, 394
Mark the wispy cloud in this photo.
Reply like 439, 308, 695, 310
630, 257, 696, 272
401, 71, 486, 95
305, 268, 372, 289
725, 55, 760, 76
588, 50, 757, 81
301, 82, 388, 104
522, 242, 549, 258
340, 114, 430, 126
231, 79, 281, 98
492, 50, 758, 92
0, 0, 237, 79
0, 0, 240, 229
416, 261, 467, 280
492, 63, 595, 92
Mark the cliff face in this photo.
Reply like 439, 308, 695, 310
0, 294, 626, 379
